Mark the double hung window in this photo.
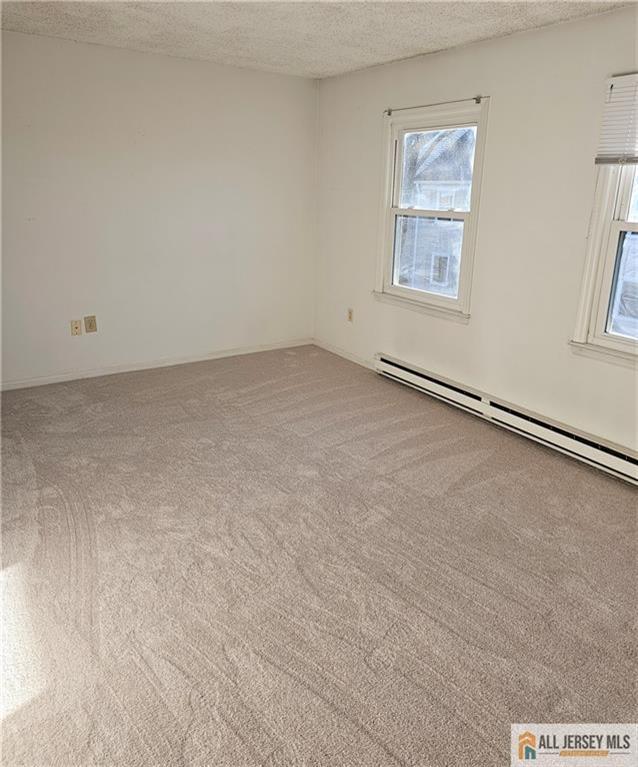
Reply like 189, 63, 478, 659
574, 74, 638, 359
377, 98, 489, 317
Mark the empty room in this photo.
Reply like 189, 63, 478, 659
1, 1, 637, 765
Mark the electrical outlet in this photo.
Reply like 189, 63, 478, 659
84, 315, 97, 333
70, 320, 82, 336
347, 308, 354, 322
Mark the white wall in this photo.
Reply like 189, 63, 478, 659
315, 7, 637, 450
2, 31, 316, 387
3, 11, 637, 449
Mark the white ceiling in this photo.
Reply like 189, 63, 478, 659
1, 1, 628, 79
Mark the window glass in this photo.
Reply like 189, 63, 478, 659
628, 169, 638, 223
393, 216, 463, 298
399, 127, 476, 212
607, 230, 638, 340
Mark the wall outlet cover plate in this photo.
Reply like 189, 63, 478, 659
84, 315, 97, 333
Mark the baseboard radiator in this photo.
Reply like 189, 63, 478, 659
375, 354, 637, 485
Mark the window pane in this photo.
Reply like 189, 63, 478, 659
628, 168, 638, 223
607, 230, 638, 340
399, 127, 476, 212
393, 215, 463, 298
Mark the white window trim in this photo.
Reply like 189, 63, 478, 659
572, 163, 638, 363
375, 98, 489, 319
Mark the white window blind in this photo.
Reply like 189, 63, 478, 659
596, 73, 638, 164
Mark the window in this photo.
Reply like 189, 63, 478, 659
376, 98, 489, 318
574, 74, 638, 360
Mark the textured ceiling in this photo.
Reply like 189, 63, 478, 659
1, 1, 629, 79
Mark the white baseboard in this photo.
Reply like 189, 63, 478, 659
1, 338, 314, 391
311, 338, 374, 370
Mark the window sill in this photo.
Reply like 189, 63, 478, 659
372, 290, 470, 323
569, 339, 637, 368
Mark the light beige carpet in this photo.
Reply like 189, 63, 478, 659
2, 345, 636, 766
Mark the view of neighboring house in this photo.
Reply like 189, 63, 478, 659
395, 127, 475, 297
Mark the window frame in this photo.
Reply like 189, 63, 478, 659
376, 98, 489, 319
573, 163, 638, 361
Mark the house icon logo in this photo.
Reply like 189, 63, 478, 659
518, 731, 537, 760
